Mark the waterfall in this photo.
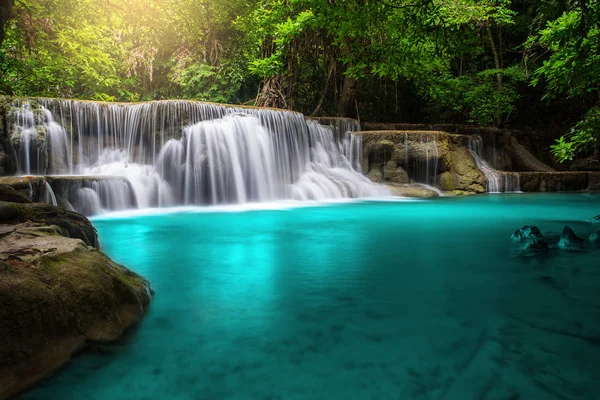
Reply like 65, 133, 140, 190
468, 135, 520, 193
7, 99, 388, 214
401, 133, 439, 186
44, 181, 58, 206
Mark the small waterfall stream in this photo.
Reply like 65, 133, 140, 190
468, 135, 520, 193
7, 100, 388, 214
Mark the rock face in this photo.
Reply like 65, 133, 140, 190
557, 225, 585, 251
0, 201, 152, 400
358, 131, 486, 194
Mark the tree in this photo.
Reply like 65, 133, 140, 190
0, 0, 14, 48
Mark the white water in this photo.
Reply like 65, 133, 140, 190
44, 181, 58, 206
8, 100, 388, 214
468, 135, 520, 193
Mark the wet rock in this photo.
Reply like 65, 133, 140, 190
438, 171, 455, 191
0, 184, 31, 203
367, 163, 383, 182
511, 226, 543, 243
382, 161, 409, 184
0, 201, 98, 247
557, 225, 584, 251
385, 184, 439, 198
0, 201, 152, 399
521, 237, 549, 253
590, 230, 600, 246
591, 215, 600, 224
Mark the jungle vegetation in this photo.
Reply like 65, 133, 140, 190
0, 0, 598, 164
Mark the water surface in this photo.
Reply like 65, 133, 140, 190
23, 194, 600, 399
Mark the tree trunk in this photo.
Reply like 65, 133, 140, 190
487, 24, 504, 126
0, 0, 14, 49
338, 74, 357, 118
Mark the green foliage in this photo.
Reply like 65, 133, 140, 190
551, 106, 600, 162
532, 5, 600, 99
0, 0, 598, 164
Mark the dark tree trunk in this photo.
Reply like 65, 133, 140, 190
0, 0, 14, 49
338, 74, 357, 118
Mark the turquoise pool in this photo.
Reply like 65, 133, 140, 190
22, 194, 600, 399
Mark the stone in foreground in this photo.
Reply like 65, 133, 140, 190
0, 202, 152, 400
557, 225, 585, 251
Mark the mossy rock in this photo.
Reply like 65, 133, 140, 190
0, 204, 152, 399
0, 201, 98, 247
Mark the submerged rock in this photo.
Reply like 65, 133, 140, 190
591, 215, 600, 224
0, 201, 152, 399
511, 226, 543, 243
557, 225, 584, 251
521, 237, 550, 253
590, 230, 600, 246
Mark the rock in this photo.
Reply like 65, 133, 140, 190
591, 215, 600, 224
0, 184, 31, 203
445, 147, 486, 194
557, 225, 584, 251
0, 203, 152, 399
512, 226, 549, 255
0, 201, 98, 247
590, 230, 600, 246
521, 237, 550, 253
438, 171, 455, 191
386, 184, 440, 198
511, 226, 543, 243
382, 161, 409, 184
367, 163, 383, 182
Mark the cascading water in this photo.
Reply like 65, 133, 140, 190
401, 133, 439, 186
468, 135, 520, 193
44, 181, 58, 206
7, 99, 388, 214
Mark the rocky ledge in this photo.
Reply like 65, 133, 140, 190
0, 195, 152, 399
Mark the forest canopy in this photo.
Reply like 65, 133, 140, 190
0, 0, 599, 162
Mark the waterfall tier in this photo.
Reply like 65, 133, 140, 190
468, 136, 521, 193
6, 99, 388, 214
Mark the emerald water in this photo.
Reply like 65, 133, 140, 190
22, 194, 600, 400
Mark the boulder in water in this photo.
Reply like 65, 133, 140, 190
0, 201, 152, 399
591, 215, 600, 224
557, 225, 584, 251
590, 230, 600, 246
521, 237, 550, 253
511, 226, 543, 243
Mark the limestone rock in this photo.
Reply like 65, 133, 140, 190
386, 184, 439, 198
557, 225, 584, 251
0, 203, 152, 399
367, 163, 383, 183
445, 147, 486, 194
382, 161, 409, 184
438, 171, 455, 191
